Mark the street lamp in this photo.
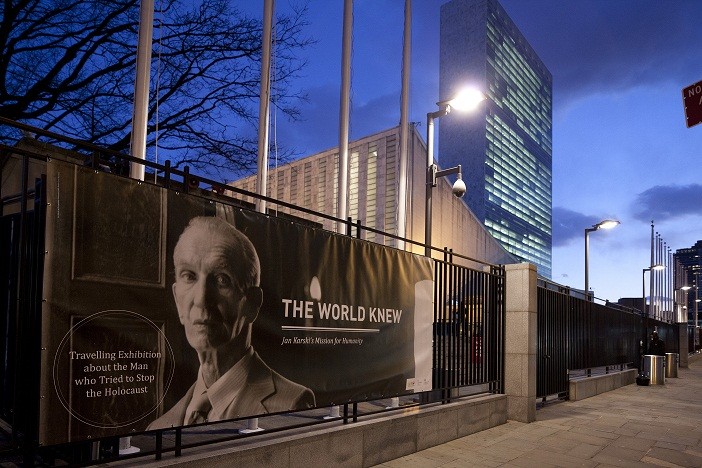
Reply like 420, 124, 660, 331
584, 219, 620, 295
642, 264, 665, 354
675, 286, 692, 323
424, 88, 486, 257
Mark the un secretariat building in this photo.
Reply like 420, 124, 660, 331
439, 0, 553, 278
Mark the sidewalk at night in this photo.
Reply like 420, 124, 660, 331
377, 356, 702, 468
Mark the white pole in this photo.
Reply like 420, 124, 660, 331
129, 0, 155, 182
337, 0, 353, 232
396, 0, 411, 249
123, 1, 154, 452
247, 0, 274, 430
424, 113, 435, 258
256, 0, 274, 214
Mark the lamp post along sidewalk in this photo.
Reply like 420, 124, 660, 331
424, 88, 485, 258
584, 219, 620, 297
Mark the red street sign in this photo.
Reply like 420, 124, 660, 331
682, 79, 702, 128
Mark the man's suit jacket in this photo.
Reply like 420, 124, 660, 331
147, 350, 315, 430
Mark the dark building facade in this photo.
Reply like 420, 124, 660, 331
674, 240, 702, 325
439, 0, 553, 278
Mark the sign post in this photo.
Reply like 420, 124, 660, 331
682, 79, 702, 128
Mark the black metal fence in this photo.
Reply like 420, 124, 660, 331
0, 118, 506, 465
433, 251, 505, 395
537, 280, 681, 401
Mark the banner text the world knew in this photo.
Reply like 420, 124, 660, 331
281, 299, 402, 323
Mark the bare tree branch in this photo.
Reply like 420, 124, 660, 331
0, 0, 313, 178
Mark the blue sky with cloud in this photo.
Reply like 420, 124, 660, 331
245, 0, 702, 301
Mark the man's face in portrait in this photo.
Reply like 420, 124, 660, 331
172, 222, 256, 353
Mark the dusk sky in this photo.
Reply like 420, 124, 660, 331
242, 0, 702, 302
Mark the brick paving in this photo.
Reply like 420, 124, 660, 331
377, 357, 702, 467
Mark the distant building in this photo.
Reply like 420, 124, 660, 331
230, 125, 517, 268
439, 0, 553, 277
674, 240, 702, 325
617, 297, 644, 314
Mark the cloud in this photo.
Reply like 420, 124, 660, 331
630, 184, 702, 222
502, 0, 702, 104
552, 207, 605, 247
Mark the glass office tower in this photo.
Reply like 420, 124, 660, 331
439, 0, 553, 277
674, 240, 702, 324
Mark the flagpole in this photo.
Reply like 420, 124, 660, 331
129, 0, 155, 181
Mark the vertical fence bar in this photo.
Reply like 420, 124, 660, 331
164, 160, 171, 189
447, 249, 460, 395
495, 266, 504, 393
155, 431, 162, 461
183, 166, 190, 194
29, 175, 46, 461
468, 268, 475, 385
487, 268, 492, 392
485, 268, 492, 389
15, 154, 31, 464
175, 428, 182, 457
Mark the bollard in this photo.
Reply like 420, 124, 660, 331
665, 353, 679, 378
118, 436, 140, 455
323, 405, 341, 420
239, 417, 264, 434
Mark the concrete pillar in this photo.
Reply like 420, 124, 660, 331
504, 263, 537, 423
679, 323, 689, 368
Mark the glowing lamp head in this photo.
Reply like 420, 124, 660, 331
594, 219, 620, 230
447, 88, 486, 112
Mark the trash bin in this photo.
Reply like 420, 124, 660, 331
665, 353, 679, 378
641, 355, 665, 385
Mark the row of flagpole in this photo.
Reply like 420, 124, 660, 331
129, 0, 413, 240
649, 222, 675, 323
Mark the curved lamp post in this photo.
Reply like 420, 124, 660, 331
424, 88, 485, 257
584, 219, 620, 296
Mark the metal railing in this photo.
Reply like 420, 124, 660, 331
0, 118, 506, 465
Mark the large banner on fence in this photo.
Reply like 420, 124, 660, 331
40, 159, 433, 445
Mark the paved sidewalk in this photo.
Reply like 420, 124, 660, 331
377, 358, 702, 467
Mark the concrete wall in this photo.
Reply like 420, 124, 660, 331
569, 369, 637, 401
123, 395, 506, 468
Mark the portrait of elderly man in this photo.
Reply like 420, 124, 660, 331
149, 216, 315, 429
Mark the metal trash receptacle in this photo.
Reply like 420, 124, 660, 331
642, 355, 665, 385
665, 353, 679, 378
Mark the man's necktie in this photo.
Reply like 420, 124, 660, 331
186, 390, 211, 425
